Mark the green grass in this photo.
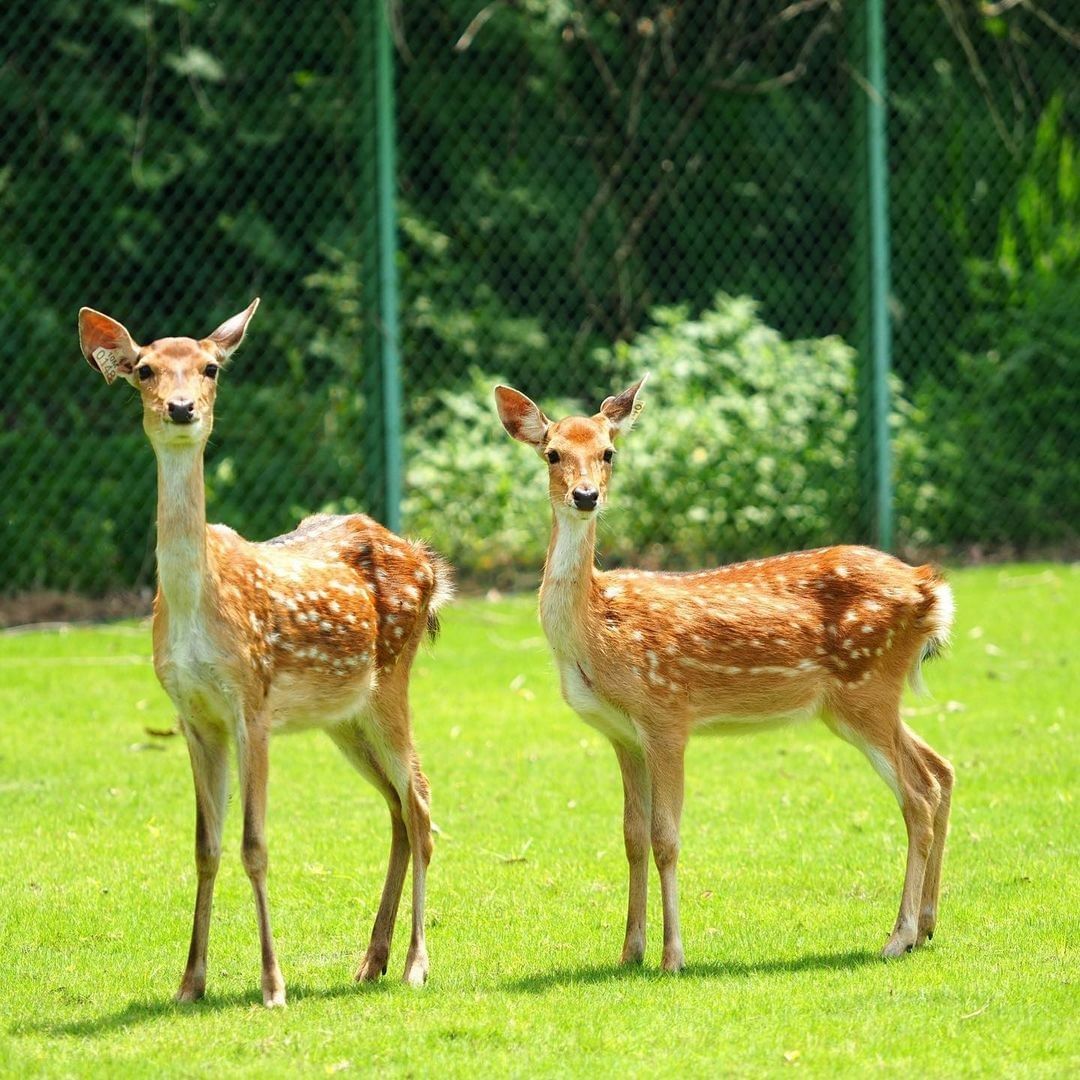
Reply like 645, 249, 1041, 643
0, 564, 1076, 1077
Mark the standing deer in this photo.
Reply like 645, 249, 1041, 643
78, 301, 451, 1006
495, 376, 955, 970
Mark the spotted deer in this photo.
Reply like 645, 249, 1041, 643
495, 376, 955, 970
78, 301, 452, 1006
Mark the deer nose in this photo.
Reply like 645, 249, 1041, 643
572, 485, 599, 511
167, 399, 196, 424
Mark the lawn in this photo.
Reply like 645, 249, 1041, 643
0, 564, 1076, 1077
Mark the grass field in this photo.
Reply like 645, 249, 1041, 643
0, 564, 1076, 1077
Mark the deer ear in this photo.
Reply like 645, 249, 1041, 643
600, 373, 649, 436
494, 385, 550, 449
78, 308, 141, 384
205, 297, 260, 359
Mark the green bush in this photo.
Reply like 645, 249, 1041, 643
404, 294, 934, 577
922, 96, 1080, 549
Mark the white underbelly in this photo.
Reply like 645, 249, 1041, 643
160, 657, 236, 733
267, 669, 376, 733
693, 699, 822, 735
559, 660, 639, 747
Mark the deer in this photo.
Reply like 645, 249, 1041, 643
495, 375, 955, 971
77, 300, 452, 1006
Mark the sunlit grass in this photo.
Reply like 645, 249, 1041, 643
0, 564, 1076, 1076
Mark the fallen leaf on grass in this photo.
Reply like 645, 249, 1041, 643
485, 838, 532, 864
144, 725, 178, 738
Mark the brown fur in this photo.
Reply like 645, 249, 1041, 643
79, 302, 452, 1005
496, 378, 955, 969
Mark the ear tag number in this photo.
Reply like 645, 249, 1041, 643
92, 346, 122, 384
632, 400, 644, 419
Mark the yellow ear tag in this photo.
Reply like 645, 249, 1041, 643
92, 346, 122, 384
632, 399, 644, 419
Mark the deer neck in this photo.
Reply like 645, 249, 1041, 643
539, 511, 597, 659
154, 442, 211, 618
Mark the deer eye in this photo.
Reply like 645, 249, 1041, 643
137, 365, 153, 381
204, 364, 219, 380
602, 448, 615, 464
546, 449, 560, 464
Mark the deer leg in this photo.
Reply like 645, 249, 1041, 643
239, 719, 286, 1007
882, 731, 940, 958
646, 739, 686, 973
176, 720, 229, 1004
831, 709, 942, 958
614, 742, 651, 965
329, 723, 411, 982
399, 760, 433, 987
910, 732, 954, 946
365, 693, 433, 988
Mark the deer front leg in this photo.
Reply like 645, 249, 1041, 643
240, 718, 286, 1006
176, 720, 229, 1003
646, 739, 686, 973
614, 743, 651, 965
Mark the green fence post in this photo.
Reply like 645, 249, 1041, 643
374, 0, 403, 534
853, 0, 895, 551
358, 0, 403, 532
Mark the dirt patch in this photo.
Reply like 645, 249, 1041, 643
0, 590, 153, 630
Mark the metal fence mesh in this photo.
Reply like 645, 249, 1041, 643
0, 1, 1076, 607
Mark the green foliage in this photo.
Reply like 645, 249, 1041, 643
403, 371, 570, 581
600, 295, 936, 565
404, 295, 934, 574
0, 1, 1076, 599
0, 568, 1077, 1074
924, 97, 1080, 548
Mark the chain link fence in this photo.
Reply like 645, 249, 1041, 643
0, 1, 1076, 614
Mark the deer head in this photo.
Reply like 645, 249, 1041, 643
495, 375, 648, 516
78, 299, 260, 448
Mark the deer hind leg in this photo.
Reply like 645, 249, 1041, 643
329, 722, 411, 983
365, 688, 434, 988
827, 705, 941, 958
614, 743, 652, 965
909, 732, 954, 946
176, 720, 229, 1004
239, 717, 286, 1007
646, 738, 687, 973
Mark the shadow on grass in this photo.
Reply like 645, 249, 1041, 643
14, 979, 393, 1040
504, 947, 881, 993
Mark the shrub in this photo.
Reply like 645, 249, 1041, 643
922, 96, 1080, 549
404, 294, 933, 576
